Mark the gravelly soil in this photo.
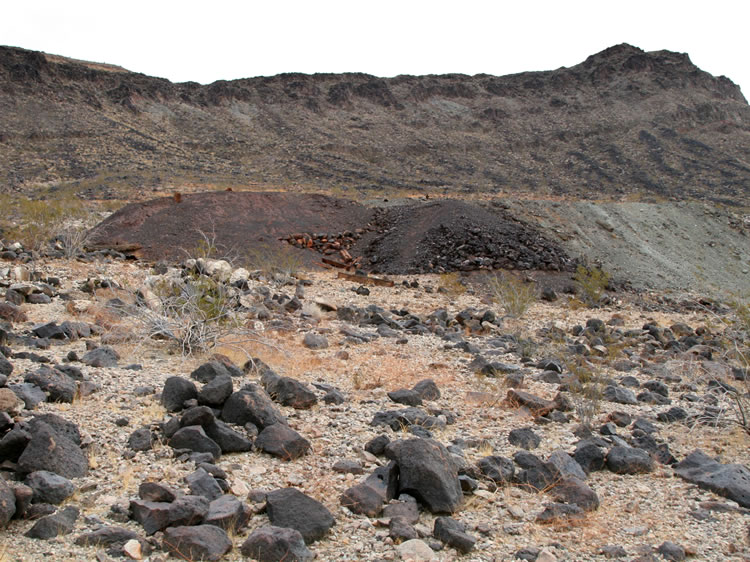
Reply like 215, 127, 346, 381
503, 200, 750, 296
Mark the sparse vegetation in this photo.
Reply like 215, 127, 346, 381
134, 271, 239, 356
438, 272, 467, 298
245, 242, 304, 279
574, 264, 611, 307
0, 191, 92, 257
719, 296, 750, 435
565, 357, 605, 429
488, 271, 536, 317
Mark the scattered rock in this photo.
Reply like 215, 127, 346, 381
17, 421, 88, 478
25, 505, 79, 539
396, 538, 435, 561
302, 333, 328, 349
24, 366, 76, 403
477, 455, 515, 484
385, 438, 462, 513
508, 427, 541, 450
221, 386, 286, 429
161, 377, 198, 412
25, 470, 75, 505
412, 379, 440, 400
197, 374, 234, 407
162, 525, 232, 562
204, 494, 249, 531
240, 525, 313, 561
265, 488, 335, 543
169, 426, 222, 461
340, 482, 385, 517
673, 449, 750, 508
0, 477, 15, 527
255, 423, 311, 460
656, 541, 686, 561
606, 447, 654, 475
81, 346, 119, 368
433, 516, 476, 553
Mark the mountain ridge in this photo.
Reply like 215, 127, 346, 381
1, 43, 749, 205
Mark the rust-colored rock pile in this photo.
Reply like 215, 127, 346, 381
282, 230, 368, 269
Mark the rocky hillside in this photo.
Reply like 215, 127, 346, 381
1, 248, 749, 561
1, 44, 749, 205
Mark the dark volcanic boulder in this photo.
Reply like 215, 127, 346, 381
24, 366, 76, 403
161, 376, 198, 412
81, 346, 119, 367
169, 426, 221, 461
17, 421, 88, 478
204, 420, 253, 453
205, 494, 249, 531
549, 476, 599, 511
0, 351, 12, 376
185, 468, 223, 501
385, 438, 462, 513
240, 526, 313, 562
673, 449, 750, 508
265, 488, 335, 543
412, 378, 440, 400
433, 516, 476, 554
28, 413, 82, 445
606, 446, 654, 474
263, 376, 318, 409
25, 471, 75, 504
197, 374, 234, 407
340, 482, 385, 517
162, 525, 232, 561
74, 526, 140, 550
0, 477, 15, 527
477, 455, 515, 484
191, 361, 231, 383
221, 385, 286, 429
255, 423, 310, 460
25, 505, 79, 539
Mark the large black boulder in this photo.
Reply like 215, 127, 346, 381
17, 421, 88, 478
265, 488, 335, 543
385, 438, 462, 514
221, 385, 285, 429
673, 449, 750, 508
240, 526, 313, 561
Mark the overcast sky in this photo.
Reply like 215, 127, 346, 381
2, 0, 749, 98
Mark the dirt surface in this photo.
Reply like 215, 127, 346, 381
86, 192, 574, 274
87, 191, 374, 265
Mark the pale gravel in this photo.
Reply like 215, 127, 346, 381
1, 259, 748, 561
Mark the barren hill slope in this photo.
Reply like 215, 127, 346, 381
1, 44, 749, 204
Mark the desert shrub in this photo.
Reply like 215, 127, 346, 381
438, 272, 467, 297
132, 271, 240, 356
488, 272, 536, 317
574, 264, 610, 306
245, 242, 304, 278
722, 297, 750, 434
1, 191, 92, 258
565, 357, 604, 429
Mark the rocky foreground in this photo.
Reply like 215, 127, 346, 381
0, 246, 749, 561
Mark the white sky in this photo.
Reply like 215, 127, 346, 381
2, 0, 749, 98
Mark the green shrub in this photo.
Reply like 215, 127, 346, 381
574, 264, 610, 306
1, 191, 91, 257
245, 242, 304, 279
488, 272, 536, 317
438, 272, 467, 298
565, 357, 605, 429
